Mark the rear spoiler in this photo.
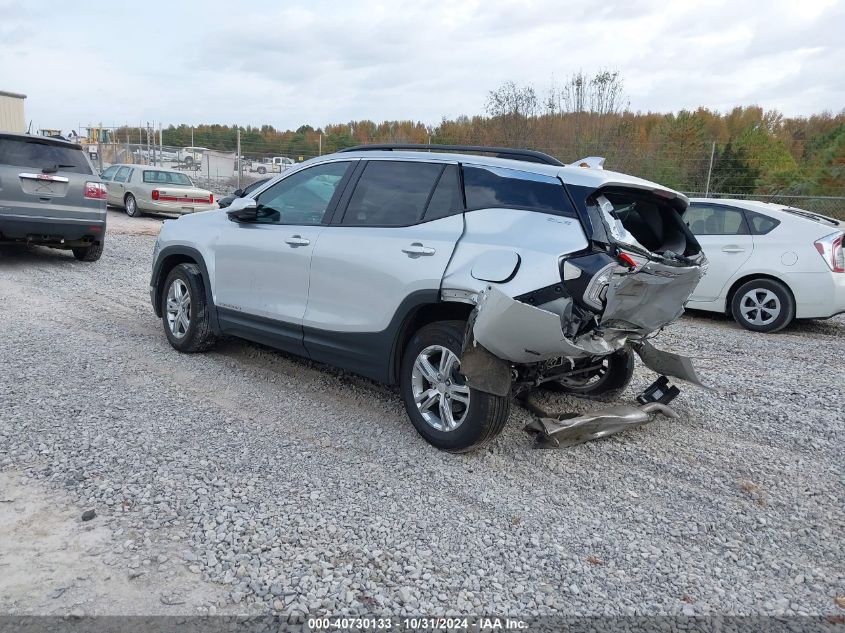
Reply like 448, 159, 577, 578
570, 156, 605, 170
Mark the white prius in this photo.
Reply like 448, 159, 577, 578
683, 198, 845, 332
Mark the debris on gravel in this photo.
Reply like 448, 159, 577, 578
81, 509, 96, 522
1, 214, 843, 617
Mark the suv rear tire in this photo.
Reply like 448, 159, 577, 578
72, 240, 104, 262
400, 320, 510, 452
730, 278, 795, 333
161, 263, 216, 353
541, 348, 634, 401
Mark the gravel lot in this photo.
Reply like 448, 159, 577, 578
1, 209, 843, 619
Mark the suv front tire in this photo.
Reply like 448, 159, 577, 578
161, 263, 216, 352
400, 320, 510, 452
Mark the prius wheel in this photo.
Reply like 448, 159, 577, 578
124, 193, 141, 217
730, 278, 794, 333
542, 348, 634, 401
161, 263, 216, 352
400, 321, 510, 453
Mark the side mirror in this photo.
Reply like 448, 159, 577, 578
226, 197, 259, 223
232, 188, 244, 197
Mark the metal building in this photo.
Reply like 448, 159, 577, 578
0, 90, 27, 133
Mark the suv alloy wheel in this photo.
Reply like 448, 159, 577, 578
400, 321, 510, 452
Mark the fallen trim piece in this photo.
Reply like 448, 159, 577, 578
523, 401, 679, 448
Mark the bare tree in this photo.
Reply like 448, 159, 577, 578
549, 69, 628, 153
485, 81, 538, 144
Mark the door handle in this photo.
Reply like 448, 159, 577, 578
721, 246, 745, 253
402, 242, 436, 257
285, 235, 310, 247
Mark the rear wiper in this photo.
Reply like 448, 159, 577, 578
41, 164, 76, 174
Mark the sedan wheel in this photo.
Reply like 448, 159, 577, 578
739, 288, 780, 327
125, 194, 140, 217
410, 344, 471, 432
165, 278, 191, 339
730, 278, 795, 333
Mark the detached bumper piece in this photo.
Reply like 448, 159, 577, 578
636, 375, 680, 406
522, 399, 678, 448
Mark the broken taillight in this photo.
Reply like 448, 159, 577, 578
84, 182, 108, 200
583, 263, 615, 310
814, 232, 844, 273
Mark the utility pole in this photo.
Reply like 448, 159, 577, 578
318, 133, 322, 156
704, 140, 716, 197
159, 122, 163, 163
236, 127, 241, 190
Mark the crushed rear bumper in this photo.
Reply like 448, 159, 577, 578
463, 255, 707, 392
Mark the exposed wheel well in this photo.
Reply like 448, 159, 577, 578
391, 301, 474, 383
153, 254, 198, 316
725, 273, 795, 314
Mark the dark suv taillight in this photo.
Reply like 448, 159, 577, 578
84, 182, 108, 200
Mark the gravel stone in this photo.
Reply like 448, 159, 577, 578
0, 216, 843, 617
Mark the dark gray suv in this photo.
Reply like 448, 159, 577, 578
0, 133, 107, 261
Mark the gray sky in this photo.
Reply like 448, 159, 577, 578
2, 0, 843, 134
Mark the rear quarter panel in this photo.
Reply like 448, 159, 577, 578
442, 208, 589, 298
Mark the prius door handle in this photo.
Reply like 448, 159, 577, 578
721, 246, 746, 253
285, 235, 310, 247
402, 242, 436, 257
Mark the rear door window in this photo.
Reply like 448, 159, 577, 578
684, 205, 749, 235
462, 165, 576, 217
745, 211, 780, 235
423, 164, 464, 221
342, 160, 443, 226
0, 137, 92, 174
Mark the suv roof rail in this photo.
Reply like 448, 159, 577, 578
337, 144, 565, 167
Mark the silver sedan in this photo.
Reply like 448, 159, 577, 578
100, 164, 217, 217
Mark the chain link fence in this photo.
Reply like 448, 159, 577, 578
84, 131, 845, 217
94, 142, 304, 196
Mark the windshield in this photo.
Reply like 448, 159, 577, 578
0, 137, 93, 174
143, 170, 193, 186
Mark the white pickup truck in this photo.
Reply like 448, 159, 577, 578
249, 156, 295, 174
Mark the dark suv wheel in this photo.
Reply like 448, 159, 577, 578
72, 240, 104, 262
400, 320, 510, 452
161, 263, 216, 352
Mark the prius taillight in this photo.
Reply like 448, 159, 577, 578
814, 232, 844, 273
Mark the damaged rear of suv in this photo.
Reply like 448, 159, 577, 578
150, 144, 706, 452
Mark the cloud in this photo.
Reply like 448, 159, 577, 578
0, 0, 841, 135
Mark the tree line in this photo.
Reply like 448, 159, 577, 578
115, 71, 844, 197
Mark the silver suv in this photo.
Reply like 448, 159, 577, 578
150, 144, 706, 451
0, 133, 107, 261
